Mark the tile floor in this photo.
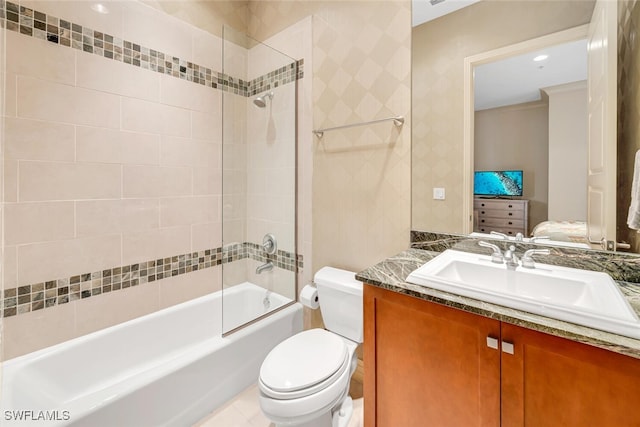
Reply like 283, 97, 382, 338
194, 384, 364, 427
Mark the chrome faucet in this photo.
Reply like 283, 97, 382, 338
478, 241, 503, 263
503, 245, 519, 270
521, 248, 551, 269
256, 261, 273, 274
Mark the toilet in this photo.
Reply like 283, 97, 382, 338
258, 266, 363, 427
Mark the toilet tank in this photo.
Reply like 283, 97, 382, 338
313, 267, 363, 343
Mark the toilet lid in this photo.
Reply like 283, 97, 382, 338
260, 329, 348, 393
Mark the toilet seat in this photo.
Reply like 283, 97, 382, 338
259, 329, 350, 400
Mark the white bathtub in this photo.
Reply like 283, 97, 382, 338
1, 282, 302, 426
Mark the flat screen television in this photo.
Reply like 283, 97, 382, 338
474, 170, 523, 197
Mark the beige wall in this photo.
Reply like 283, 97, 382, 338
246, 1, 412, 274
412, 0, 595, 233
618, 0, 640, 251
310, 1, 411, 273
545, 81, 588, 222
474, 101, 549, 234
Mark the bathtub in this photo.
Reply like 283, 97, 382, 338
1, 282, 302, 427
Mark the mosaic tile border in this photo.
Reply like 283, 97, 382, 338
1, 243, 303, 318
0, 0, 304, 97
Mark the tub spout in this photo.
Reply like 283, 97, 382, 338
256, 261, 273, 274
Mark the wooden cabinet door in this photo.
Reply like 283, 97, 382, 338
364, 285, 501, 427
501, 323, 640, 427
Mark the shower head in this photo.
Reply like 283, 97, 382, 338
253, 91, 274, 108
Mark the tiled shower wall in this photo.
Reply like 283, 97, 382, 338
1, 1, 301, 359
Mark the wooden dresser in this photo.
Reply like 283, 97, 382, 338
474, 198, 529, 236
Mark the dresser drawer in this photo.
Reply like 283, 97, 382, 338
474, 199, 526, 212
473, 198, 529, 236
476, 208, 525, 220
476, 226, 523, 236
477, 217, 524, 228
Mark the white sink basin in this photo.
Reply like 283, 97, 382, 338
406, 250, 640, 339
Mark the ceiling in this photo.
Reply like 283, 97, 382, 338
474, 39, 588, 111
412, 0, 588, 111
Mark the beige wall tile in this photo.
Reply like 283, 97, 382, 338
3, 73, 17, 117
4, 159, 18, 203
76, 52, 161, 102
122, 1, 192, 60
160, 136, 220, 168
2, 301, 77, 360
122, 226, 192, 265
21, 0, 125, 37
123, 165, 192, 198
160, 196, 219, 227
3, 245, 18, 289
5, 117, 75, 162
158, 267, 221, 309
76, 199, 160, 237
192, 27, 223, 71
17, 234, 122, 286
74, 282, 160, 338
191, 222, 222, 252
17, 76, 120, 129
19, 161, 122, 201
160, 74, 221, 113
193, 167, 222, 196
76, 126, 160, 165
6, 31, 76, 86
121, 97, 191, 137
5, 202, 75, 245
192, 110, 222, 142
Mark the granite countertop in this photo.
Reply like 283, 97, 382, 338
356, 248, 640, 360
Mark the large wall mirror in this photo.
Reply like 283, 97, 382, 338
412, 0, 640, 252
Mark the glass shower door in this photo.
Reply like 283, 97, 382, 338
221, 26, 298, 335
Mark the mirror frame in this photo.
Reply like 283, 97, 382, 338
461, 24, 590, 234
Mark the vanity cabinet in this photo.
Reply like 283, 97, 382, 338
474, 198, 528, 236
364, 285, 640, 427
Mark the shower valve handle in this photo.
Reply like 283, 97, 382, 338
262, 234, 277, 255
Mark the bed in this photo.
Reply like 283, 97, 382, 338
531, 220, 590, 245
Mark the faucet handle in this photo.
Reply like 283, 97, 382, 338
478, 241, 503, 263
521, 248, 551, 269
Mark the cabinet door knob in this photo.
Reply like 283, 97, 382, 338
486, 336, 499, 350
502, 341, 515, 355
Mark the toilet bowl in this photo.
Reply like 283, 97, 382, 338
258, 267, 363, 427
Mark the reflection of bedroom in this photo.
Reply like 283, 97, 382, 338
473, 39, 588, 244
